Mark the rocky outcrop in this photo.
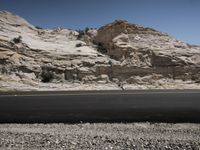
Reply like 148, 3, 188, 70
94, 20, 200, 83
0, 11, 200, 91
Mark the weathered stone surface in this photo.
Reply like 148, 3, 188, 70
0, 11, 200, 90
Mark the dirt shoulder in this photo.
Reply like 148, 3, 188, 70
0, 123, 200, 149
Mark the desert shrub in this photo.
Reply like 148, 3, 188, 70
12, 36, 22, 44
77, 30, 85, 39
85, 27, 90, 33
97, 42, 107, 54
75, 43, 83, 47
77, 27, 90, 39
35, 26, 43, 29
40, 69, 54, 83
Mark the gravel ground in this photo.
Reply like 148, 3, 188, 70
0, 123, 200, 150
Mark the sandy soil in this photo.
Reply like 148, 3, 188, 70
0, 123, 200, 150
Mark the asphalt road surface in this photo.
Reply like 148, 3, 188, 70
0, 90, 200, 123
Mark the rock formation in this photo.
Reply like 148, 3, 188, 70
0, 11, 200, 91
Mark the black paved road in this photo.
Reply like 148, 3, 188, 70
0, 90, 200, 123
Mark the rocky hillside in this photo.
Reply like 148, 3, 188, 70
0, 11, 200, 91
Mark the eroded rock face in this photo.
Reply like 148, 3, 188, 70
94, 20, 200, 83
0, 11, 200, 90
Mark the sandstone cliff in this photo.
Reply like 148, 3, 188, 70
0, 11, 200, 91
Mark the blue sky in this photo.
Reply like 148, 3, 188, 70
0, 0, 200, 45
